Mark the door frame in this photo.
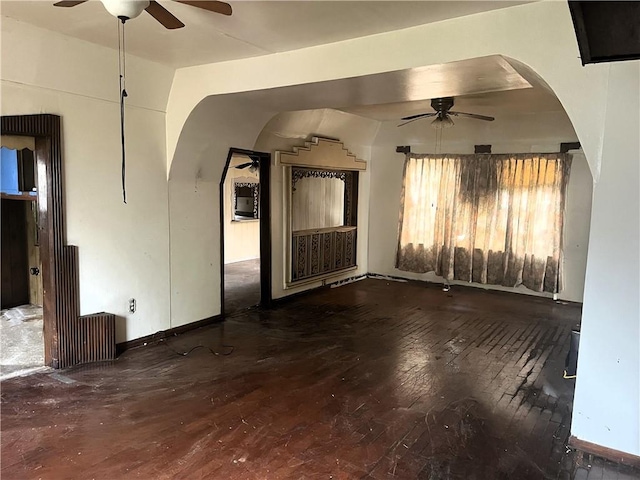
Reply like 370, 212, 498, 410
1, 114, 62, 367
219, 148, 272, 315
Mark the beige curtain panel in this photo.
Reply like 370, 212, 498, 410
396, 153, 572, 293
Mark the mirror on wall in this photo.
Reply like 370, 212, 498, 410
233, 181, 259, 221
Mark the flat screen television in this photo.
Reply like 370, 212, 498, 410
568, 1, 640, 65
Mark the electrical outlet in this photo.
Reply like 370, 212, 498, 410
129, 298, 136, 313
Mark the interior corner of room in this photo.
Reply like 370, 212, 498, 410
1, 0, 639, 476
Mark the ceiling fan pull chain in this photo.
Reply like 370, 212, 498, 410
118, 18, 128, 204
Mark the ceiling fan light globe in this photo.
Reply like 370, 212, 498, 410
431, 116, 454, 129
101, 0, 150, 20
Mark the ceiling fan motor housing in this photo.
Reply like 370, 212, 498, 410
431, 97, 455, 115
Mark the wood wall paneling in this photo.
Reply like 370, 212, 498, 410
291, 227, 357, 282
1, 115, 116, 368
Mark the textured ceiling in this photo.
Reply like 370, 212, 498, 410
0, 1, 531, 68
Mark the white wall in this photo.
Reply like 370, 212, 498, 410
1, 17, 174, 342
168, 96, 275, 328
224, 155, 260, 264
572, 61, 640, 455
562, 151, 593, 303
368, 111, 593, 303
254, 109, 379, 299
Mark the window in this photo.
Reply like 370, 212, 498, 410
396, 153, 571, 293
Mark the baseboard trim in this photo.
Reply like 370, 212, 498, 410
569, 435, 640, 468
367, 272, 584, 305
329, 274, 367, 288
116, 315, 223, 354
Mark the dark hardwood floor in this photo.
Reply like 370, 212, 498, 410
224, 258, 261, 314
1, 279, 638, 479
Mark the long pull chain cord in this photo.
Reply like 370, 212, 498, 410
434, 125, 451, 292
434, 124, 443, 155
117, 18, 128, 204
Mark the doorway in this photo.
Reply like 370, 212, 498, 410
220, 148, 271, 315
1, 145, 45, 378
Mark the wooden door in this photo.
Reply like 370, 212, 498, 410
1, 199, 30, 308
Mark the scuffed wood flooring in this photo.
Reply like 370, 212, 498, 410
1, 278, 636, 479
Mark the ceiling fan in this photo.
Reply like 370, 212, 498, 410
53, 0, 232, 29
399, 97, 495, 129
235, 158, 259, 173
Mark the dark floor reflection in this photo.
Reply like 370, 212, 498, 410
224, 258, 260, 314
